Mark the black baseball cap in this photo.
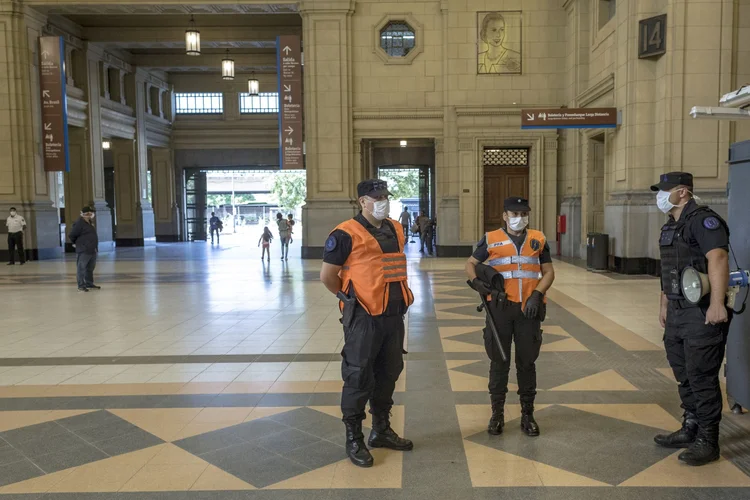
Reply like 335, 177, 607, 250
650, 172, 693, 192
81, 206, 95, 213
504, 197, 531, 212
357, 179, 392, 198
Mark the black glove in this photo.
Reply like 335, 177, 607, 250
524, 290, 545, 319
471, 278, 492, 296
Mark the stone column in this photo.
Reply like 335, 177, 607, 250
0, 6, 62, 260
299, 0, 358, 258
99, 62, 110, 100
116, 68, 155, 245
150, 147, 180, 241
63, 43, 114, 252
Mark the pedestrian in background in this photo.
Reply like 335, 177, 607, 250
258, 226, 273, 261
69, 206, 100, 292
6, 207, 26, 265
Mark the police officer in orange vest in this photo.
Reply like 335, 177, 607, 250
465, 197, 555, 437
320, 179, 414, 468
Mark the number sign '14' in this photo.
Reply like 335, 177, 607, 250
639, 14, 666, 59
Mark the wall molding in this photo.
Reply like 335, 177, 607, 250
66, 97, 87, 128
576, 73, 615, 108
145, 114, 172, 148
353, 108, 443, 120
101, 107, 136, 140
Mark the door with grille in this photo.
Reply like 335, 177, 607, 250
483, 148, 530, 234
185, 169, 207, 241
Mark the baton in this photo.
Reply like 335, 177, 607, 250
467, 280, 508, 362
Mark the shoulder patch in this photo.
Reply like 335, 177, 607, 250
325, 235, 337, 252
702, 216, 720, 230
530, 239, 541, 251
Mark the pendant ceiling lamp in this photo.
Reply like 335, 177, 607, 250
185, 15, 200, 56
221, 49, 235, 80
248, 73, 259, 96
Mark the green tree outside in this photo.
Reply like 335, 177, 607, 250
272, 171, 307, 211
378, 168, 419, 200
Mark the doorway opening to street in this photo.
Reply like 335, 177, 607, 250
183, 168, 306, 258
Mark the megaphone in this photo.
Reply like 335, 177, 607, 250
681, 266, 750, 312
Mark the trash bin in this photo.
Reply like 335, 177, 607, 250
587, 233, 609, 271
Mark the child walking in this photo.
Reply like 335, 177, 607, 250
258, 226, 273, 261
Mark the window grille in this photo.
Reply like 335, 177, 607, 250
483, 148, 529, 167
239, 92, 279, 114
174, 92, 224, 114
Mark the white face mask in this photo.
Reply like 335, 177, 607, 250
9, 211, 16, 217
656, 190, 675, 214
507, 216, 528, 232
370, 199, 390, 221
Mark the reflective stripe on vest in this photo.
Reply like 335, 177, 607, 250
487, 256, 540, 267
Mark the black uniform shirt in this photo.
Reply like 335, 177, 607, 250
324, 213, 404, 306
472, 230, 552, 264
673, 199, 729, 255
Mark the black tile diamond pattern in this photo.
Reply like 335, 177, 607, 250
174, 407, 354, 488
450, 352, 606, 390
466, 405, 675, 485
0, 410, 164, 486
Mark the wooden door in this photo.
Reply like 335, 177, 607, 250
482, 148, 530, 234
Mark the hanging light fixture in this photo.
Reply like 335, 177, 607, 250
221, 49, 235, 80
185, 15, 200, 56
102, 140, 111, 150
248, 73, 259, 96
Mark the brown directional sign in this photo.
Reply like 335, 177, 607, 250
521, 108, 618, 129
276, 35, 304, 169
38, 36, 70, 172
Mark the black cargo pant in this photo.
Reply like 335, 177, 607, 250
341, 305, 405, 422
664, 301, 731, 429
7, 232, 24, 264
484, 301, 543, 404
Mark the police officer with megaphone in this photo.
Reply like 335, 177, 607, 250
652, 172, 732, 467
465, 197, 555, 437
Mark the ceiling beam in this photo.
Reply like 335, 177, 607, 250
132, 53, 278, 68
82, 26, 301, 44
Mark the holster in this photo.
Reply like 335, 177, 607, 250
337, 291, 358, 329
490, 289, 507, 310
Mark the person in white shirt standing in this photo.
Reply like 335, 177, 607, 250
6, 207, 26, 266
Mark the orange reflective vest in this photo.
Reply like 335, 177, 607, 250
485, 228, 546, 309
335, 218, 414, 316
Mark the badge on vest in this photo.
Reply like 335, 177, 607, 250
702, 216, 720, 230
325, 235, 337, 252
530, 239, 541, 251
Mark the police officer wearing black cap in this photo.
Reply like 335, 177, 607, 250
465, 197, 555, 437
651, 172, 731, 466
319, 179, 414, 468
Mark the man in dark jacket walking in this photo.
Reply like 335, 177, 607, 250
69, 206, 100, 292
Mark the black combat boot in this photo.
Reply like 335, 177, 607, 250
654, 411, 698, 448
678, 426, 720, 466
488, 396, 505, 435
368, 412, 413, 451
520, 401, 540, 437
344, 420, 374, 468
